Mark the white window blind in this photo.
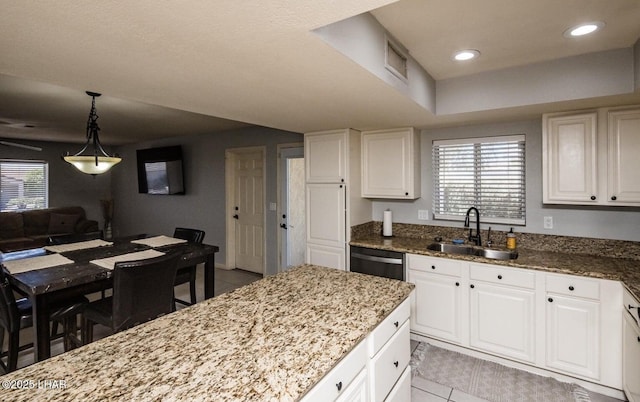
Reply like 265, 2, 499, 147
432, 135, 526, 225
0, 160, 49, 212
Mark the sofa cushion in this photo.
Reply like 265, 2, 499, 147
48, 213, 81, 234
0, 212, 24, 239
22, 209, 50, 236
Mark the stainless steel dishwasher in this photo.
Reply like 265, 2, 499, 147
350, 246, 405, 281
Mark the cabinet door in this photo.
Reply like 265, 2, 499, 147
361, 128, 419, 199
543, 112, 598, 204
409, 269, 463, 344
608, 109, 640, 204
306, 243, 346, 270
305, 131, 347, 183
623, 312, 640, 402
546, 294, 599, 380
335, 369, 368, 402
469, 282, 535, 363
306, 183, 345, 247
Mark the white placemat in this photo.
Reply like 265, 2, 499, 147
44, 239, 114, 253
130, 235, 188, 248
90, 249, 165, 270
2, 253, 74, 275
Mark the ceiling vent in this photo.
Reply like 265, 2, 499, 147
385, 35, 408, 82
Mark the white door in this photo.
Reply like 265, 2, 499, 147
232, 149, 264, 274
305, 182, 346, 269
623, 313, 640, 402
279, 146, 305, 271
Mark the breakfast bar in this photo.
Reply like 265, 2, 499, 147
0, 265, 414, 401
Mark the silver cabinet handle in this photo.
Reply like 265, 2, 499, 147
351, 252, 402, 265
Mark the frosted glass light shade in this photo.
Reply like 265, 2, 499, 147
63, 155, 122, 175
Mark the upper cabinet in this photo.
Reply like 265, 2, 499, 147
608, 109, 640, 204
305, 130, 348, 183
543, 106, 640, 206
361, 127, 421, 199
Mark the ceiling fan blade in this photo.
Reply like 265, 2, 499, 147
0, 140, 43, 152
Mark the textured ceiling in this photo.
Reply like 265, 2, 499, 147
0, 0, 639, 145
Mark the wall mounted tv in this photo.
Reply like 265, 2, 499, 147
136, 145, 185, 195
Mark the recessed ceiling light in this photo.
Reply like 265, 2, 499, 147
564, 21, 605, 38
453, 49, 480, 61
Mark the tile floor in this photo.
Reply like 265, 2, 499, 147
3, 268, 629, 402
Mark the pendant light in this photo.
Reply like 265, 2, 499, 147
63, 91, 122, 175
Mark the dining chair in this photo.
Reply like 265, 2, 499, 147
81, 252, 181, 344
0, 271, 88, 373
47, 230, 103, 245
172, 227, 205, 309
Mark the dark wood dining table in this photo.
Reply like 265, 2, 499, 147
3, 234, 219, 362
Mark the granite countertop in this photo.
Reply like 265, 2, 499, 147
0, 265, 414, 401
350, 235, 640, 300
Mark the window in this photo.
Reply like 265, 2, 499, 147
0, 160, 49, 212
432, 135, 525, 225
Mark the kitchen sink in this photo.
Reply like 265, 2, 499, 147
426, 242, 518, 260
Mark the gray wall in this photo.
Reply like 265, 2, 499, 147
372, 119, 640, 242
110, 127, 302, 275
0, 140, 111, 222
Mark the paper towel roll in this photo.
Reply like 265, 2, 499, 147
382, 209, 393, 237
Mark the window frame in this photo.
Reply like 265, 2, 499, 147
432, 134, 526, 226
0, 159, 49, 212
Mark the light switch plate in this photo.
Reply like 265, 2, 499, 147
543, 216, 553, 229
418, 210, 430, 220
269, 202, 277, 211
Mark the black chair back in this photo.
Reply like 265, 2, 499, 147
111, 252, 181, 333
48, 231, 103, 245
173, 228, 205, 244
0, 273, 20, 334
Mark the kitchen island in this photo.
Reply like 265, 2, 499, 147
0, 265, 413, 401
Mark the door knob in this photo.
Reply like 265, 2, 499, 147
280, 223, 287, 230
233, 214, 239, 219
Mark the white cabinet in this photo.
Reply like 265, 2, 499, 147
361, 127, 420, 199
542, 111, 598, 204
304, 129, 371, 270
302, 297, 411, 402
544, 274, 621, 389
305, 131, 347, 183
623, 288, 640, 402
408, 252, 623, 391
469, 263, 536, 363
608, 108, 640, 203
302, 340, 367, 402
407, 254, 465, 344
543, 106, 640, 206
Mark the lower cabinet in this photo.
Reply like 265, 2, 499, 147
623, 289, 640, 402
407, 253, 623, 391
407, 254, 464, 344
302, 298, 411, 402
545, 275, 600, 380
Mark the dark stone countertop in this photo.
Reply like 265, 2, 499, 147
351, 235, 640, 301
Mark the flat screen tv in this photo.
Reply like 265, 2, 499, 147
136, 146, 185, 195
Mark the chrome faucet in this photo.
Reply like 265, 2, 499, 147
464, 207, 482, 246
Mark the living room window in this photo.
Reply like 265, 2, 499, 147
432, 135, 526, 225
0, 160, 49, 212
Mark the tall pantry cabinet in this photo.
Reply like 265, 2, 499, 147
304, 129, 371, 270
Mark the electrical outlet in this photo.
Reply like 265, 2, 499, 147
543, 216, 553, 229
418, 210, 430, 220
269, 202, 277, 211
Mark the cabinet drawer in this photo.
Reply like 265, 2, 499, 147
624, 288, 640, 326
546, 274, 599, 300
384, 366, 411, 402
407, 254, 463, 277
470, 263, 535, 289
302, 340, 367, 402
370, 321, 410, 402
368, 298, 410, 357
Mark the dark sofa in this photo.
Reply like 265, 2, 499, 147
0, 206, 99, 252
